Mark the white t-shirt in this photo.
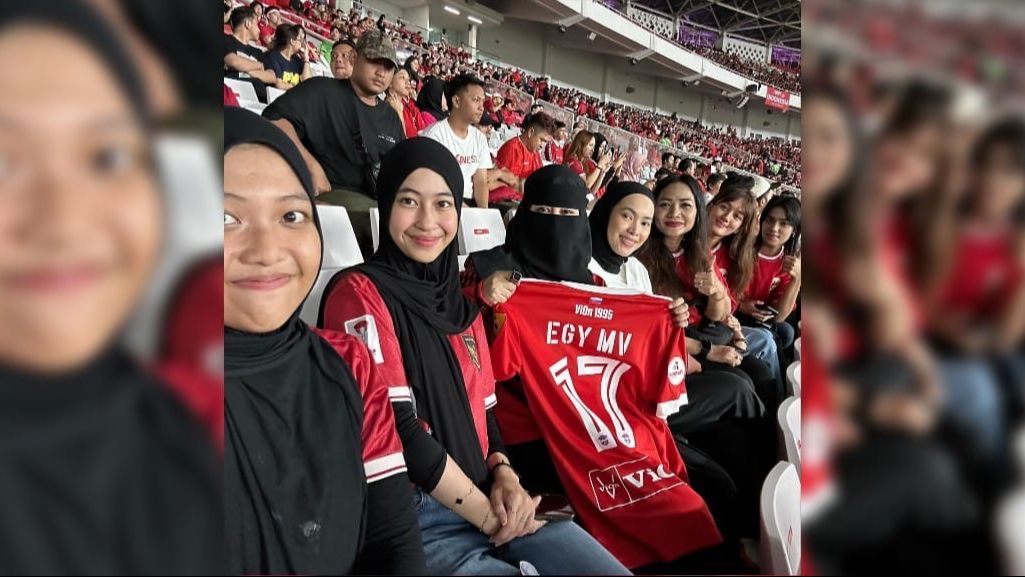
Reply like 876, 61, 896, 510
421, 119, 494, 201
588, 257, 654, 294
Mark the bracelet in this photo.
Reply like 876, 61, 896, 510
454, 483, 475, 507
479, 507, 493, 534
490, 461, 518, 480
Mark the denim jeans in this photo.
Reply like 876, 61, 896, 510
742, 326, 782, 386
937, 357, 1004, 459
412, 488, 632, 575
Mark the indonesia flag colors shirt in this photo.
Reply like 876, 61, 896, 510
313, 328, 409, 484
747, 248, 794, 306
490, 279, 721, 568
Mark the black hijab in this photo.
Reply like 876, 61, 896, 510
416, 75, 448, 121
223, 107, 369, 575
0, 3, 220, 574
589, 181, 655, 275
325, 137, 490, 485
471, 164, 594, 284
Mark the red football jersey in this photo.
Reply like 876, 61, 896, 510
321, 272, 497, 460
491, 280, 721, 568
313, 328, 409, 484
747, 248, 794, 306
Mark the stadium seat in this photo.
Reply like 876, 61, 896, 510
794, 337, 801, 360
778, 396, 801, 469
267, 86, 286, 103
998, 487, 1025, 574
459, 254, 468, 272
759, 461, 801, 576
223, 78, 266, 114
300, 206, 363, 326
458, 208, 506, 255
369, 207, 380, 252
786, 361, 801, 397
1014, 424, 1025, 478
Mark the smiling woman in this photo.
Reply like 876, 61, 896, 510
223, 107, 427, 575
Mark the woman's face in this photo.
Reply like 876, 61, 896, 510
584, 137, 595, 159
708, 198, 748, 240
760, 206, 794, 251
875, 124, 942, 201
390, 69, 411, 98
0, 26, 160, 371
607, 194, 654, 258
224, 144, 320, 333
388, 168, 458, 264
654, 182, 698, 242
977, 145, 1025, 222
801, 98, 854, 211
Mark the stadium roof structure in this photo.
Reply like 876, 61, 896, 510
631, 0, 801, 47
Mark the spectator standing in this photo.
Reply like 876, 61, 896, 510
264, 29, 403, 257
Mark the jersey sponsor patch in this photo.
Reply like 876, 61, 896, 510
344, 315, 384, 364
589, 456, 684, 512
667, 356, 686, 385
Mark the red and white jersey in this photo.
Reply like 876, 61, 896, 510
320, 272, 497, 460
490, 279, 720, 568
747, 248, 794, 306
313, 328, 408, 484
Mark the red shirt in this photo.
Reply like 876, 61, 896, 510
321, 272, 497, 458
490, 280, 720, 568
313, 328, 410, 483
401, 98, 428, 138
674, 251, 732, 325
746, 248, 794, 306
545, 140, 565, 165
709, 244, 739, 310
937, 226, 1024, 320
492, 137, 543, 204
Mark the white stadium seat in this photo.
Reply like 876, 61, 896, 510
224, 78, 266, 114
778, 396, 801, 469
458, 208, 506, 255
794, 337, 801, 360
300, 206, 363, 326
998, 488, 1025, 574
266, 86, 286, 104
786, 361, 801, 397
759, 461, 801, 576
369, 207, 380, 252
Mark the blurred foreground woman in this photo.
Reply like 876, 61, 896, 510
0, 2, 221, 573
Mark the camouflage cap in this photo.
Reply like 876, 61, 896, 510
355, 30, 398, 68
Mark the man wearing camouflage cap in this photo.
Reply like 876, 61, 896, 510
264, 29, 404, 257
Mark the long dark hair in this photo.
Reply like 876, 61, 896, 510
708, 176, 759, 297
637, 175, 709, 298
967, 117, 1025, 225
268, 23, 303, 53
756, 195, 802, 255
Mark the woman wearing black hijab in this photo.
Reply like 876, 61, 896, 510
416, 76, 448, 126
320, 140, 629, 575
223, 107, 427, 575
0, 2, 221, 574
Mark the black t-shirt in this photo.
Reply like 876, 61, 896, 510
263, 77, 404, 195
263, 51, 304, 86
223, 34, 265, 81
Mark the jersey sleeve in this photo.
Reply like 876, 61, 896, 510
317, 330, 408, 484
488, 302, 522, 383
649, 309, 690, 420
320, 272, 413, 407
